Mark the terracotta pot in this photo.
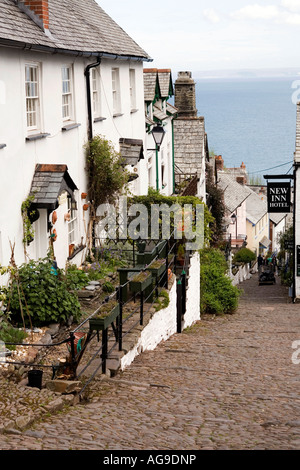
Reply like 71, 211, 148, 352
64, 212, 71, 222
52, 210, 57, 224
81, 192, 88, 199
83, 203, 90, 211
69, 244, 75, 257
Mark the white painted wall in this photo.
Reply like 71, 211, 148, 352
120, 251, 201, 370
0, 46, 147, 269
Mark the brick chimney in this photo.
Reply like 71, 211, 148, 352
18, 1, 49, 31
215, 155, 224, 172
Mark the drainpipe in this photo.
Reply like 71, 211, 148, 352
84, 57, 101, 141
172, 119, 175, 194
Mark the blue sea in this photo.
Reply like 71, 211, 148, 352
195, 78, 299, 181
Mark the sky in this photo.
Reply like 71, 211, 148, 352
96, 0, 300, 76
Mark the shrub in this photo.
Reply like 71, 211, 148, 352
233, 248, 256, 264
4, 257, 82, 327
0, 319, 28, 350
65, 263, 89, 290
200, 248, 240, 315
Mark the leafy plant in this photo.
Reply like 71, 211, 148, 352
3, 257, 82, 326
64, 263, 89, 290
0, 319, 28, 351
21, 194, 36, 248
233, 247, 256, 264
200, 248, 240, 315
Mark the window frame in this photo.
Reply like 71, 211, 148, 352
112, 67, 121, 116
62, 65, 74, 122
91, 67, 101, 118
129, 68, 137, 111
67, 196, 78, 246
25, 63, 41, 132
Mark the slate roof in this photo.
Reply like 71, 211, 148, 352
29, 164, 77, 211
173, 117, 206, 175
246, 189, 268, 225
143, 68, 173, 102
269, 212, 287, 225
0, 0, 151, 60
119, 138, 144, 166
217, 173, 252, 214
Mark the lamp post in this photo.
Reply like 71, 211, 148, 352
231, 212, 237, 240
150, 125, 166, 191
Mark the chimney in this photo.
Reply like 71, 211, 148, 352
174, 71, 198, 118
17, 1, 49, 31
215, 155, 224, 172
236, 176, 246, 185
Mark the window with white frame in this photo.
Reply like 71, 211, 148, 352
62, 65, 73, 121
25, 64, 40, 131
91, 67, 101, 117
67, 196, 78, 245
129, 68, 136, 111
112, 67, 121, 115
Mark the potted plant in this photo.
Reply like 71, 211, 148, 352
89, 300, 120, 331
148, 258, 166, 277
129, 270, 152, 293
177, 244, 185, 266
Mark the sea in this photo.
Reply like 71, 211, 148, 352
194, 77, 299, 182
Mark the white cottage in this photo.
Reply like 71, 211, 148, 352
0, 0, 152, 269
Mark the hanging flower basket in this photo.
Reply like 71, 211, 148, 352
129, 271, 152, 293
89, 301, 120, 331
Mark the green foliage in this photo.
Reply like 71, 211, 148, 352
102, 281, 115, 293
2, 257, 82, 327
21, 194, 36, 246
64, 263, 89, 290
205, 164, 226, 243
154, 289, 170, 311
0, 318, 28, 350
233, 247, 256, 264
130, 188, 214, 245
85, 135, 129, 209
200, 248, 240, 315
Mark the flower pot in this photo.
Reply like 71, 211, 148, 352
81, 192, 88, 199
89, 303, 120, 331
129, 271, 152, 293
83, 203, 90, 211
69, 244, 75, 257
51, 210, 57, 224
28, 369, 43, 389
147, 258, 166, 277
64, 212, 71, 222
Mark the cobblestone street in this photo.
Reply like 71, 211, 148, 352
0, 272, 299, 450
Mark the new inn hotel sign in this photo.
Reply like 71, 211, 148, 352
267, 182, 291, 213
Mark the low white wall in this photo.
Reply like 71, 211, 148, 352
182, 251, 201, 330
120, 251, 201, 370
231, 262, 257, 286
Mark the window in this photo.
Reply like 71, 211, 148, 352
25, 64, 40, 131
91, 67, 101, 117
112, 67, 121, 115
129, 68, 136, 111
62, 65, 73, 121
67, 196, 78, 245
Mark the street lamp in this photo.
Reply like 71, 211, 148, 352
149, 125, 166, 191
151, 125, 165, 151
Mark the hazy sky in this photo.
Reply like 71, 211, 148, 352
97, 0, 300, 74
